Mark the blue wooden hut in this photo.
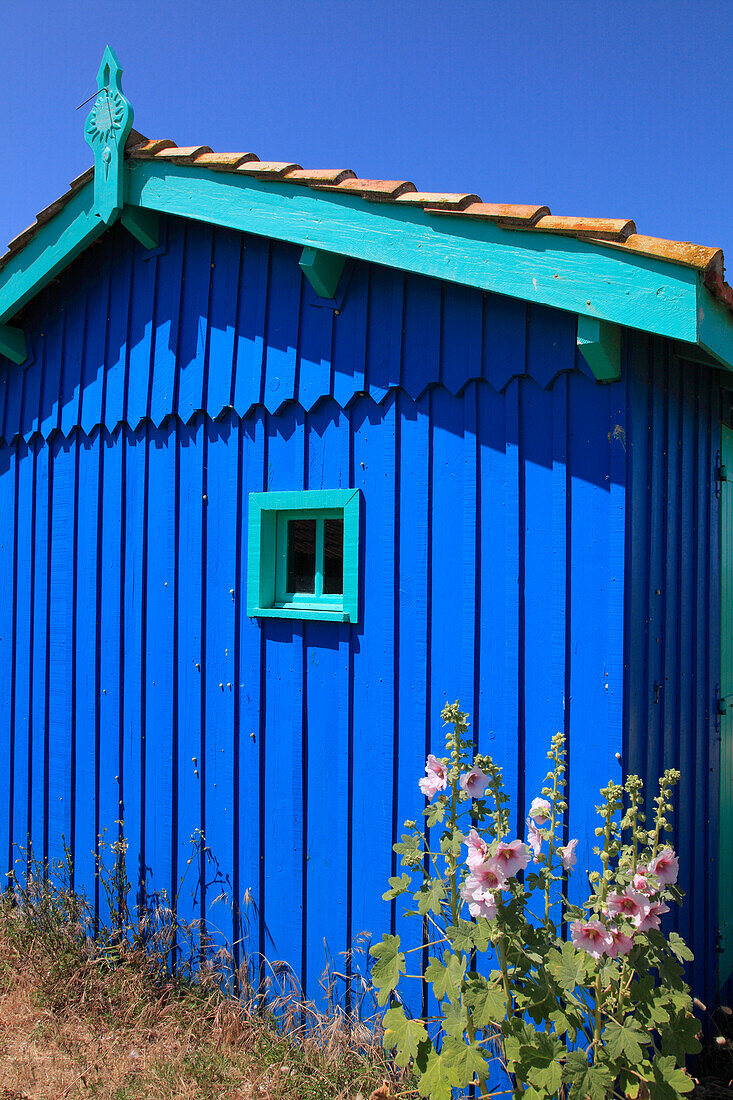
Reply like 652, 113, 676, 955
1, 49, 732, 1009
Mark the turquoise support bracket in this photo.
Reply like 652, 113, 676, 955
299, 246, 346, 299
121, 205, 160, 249
0, 324, 27, 366
577, 314, 622, 383
84, 46, 133, 225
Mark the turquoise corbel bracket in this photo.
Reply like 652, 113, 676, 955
0, 324, 27, 366
84, 45, 134, 225
299, 247, 346, 299
577, 314, 622, 383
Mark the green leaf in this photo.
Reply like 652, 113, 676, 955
445, 918, 490, 954
425, 799, 447, 827
425, 952, 466, 1002
603, 1017, 648, 1063
526, 1057, 562, 1096
464, 972, 506, 1027
415, 877, 447, 916
441, 999, 469, 1039
668, 932, 694, 963
546, 939, 590, 991
369, 934, 405, 1006
382, 1005, 429, 1067
417, 1049, 458, 1100
563, 1051, 614, 1100
393, 833, 422, 866
660, 1012, 701, 1059
440, 829, 465, 858
382, 873, 412, 901
651, 1054, 695, 1098
440, 1035, 488, 1088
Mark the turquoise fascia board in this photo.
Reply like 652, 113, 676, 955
697, 276, 733, 370
0, 181, 104, 327
0, 324, 28, 366
247, 488, 360, 623
576, 315, 622, 383
127, 159, 705, 349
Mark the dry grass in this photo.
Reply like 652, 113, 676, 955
0, 856, 409, 1100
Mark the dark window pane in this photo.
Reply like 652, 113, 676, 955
323, 518, 344, 594
287, 519, 316, 593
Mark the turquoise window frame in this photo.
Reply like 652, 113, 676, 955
247, 489, 360, 622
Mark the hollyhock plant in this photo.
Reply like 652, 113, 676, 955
418, 753, 448, 800
650, 847, 679, 885
459, 766, 489, 799
528, 797, 552, 825
557, 837, 578, 869
570, 918, 614, 959
372, 704, 698, 1100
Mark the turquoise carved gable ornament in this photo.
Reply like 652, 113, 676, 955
84, 46, 134, 224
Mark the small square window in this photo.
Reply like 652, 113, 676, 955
247, 489, 360, 622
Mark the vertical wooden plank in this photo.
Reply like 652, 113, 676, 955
121, 424, 146, 912
366, 268, 403, 403
0, 441, 15, 875
12, 438, 32, 870
20, 303, 44, 440
297, 298, 333, 412
238, 410, 266, 968
332, 265, 368, 409
79, 266, 110, 435
645, 343, 667, 798
38, 284, 64, 440
59, 292, 87, 438
395, 388, 429, 1018
263, 243, 301, 414
203, 410, 238, 950
98, 427, 123, 918
482, 294, 527, 393
349, 394, 395, 974
521, 374, 566, 842
73, 429, 100, 904
662, 355, 682, 775
401, 275, 441, 399
30, 438, 49, 861
441, 284, 482, 395
707, 372, 721, 1001
233, 237, 269, 418
47, 432, 74, 872
177, 225, 214, 423
503, 378, 522, 831
103, 239, 134, 432
566, 373, 625, 906
261, 403, 305, 983
205, 228, 241, 419
302, 398, 350, 1004
176, 415, 205, 946
149, 225, 185, 426
126, 243, 159, 430
145, 419, 176, 908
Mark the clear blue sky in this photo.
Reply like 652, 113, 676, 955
2, 1, 733, 268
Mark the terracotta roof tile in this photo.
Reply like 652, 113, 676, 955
435, 202, 550, 225
395, 192, 480, 210
236, 161, 302, 179
594, 233, 724, 275
315, 178, 417, 201
533, 215, 636, 241
191, 152, 259, 171
128, 138, 177, 157
149, 145, 213, 164
283, 169, 356, 186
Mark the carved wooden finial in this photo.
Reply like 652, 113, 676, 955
84, 46, 133, 224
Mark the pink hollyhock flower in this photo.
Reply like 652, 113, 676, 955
606, 925, 634, 958
463, 890, 497, 920
465, 828, 489, 869
632, 868, 659, 896
494, 839, 530, 877
526, 818, 543, 858
459, 767, 489, 799
570, 919, 614, 959
606, 888, 650, 923
649, 848, 679, 886
635, 899, 669, 932
529, 797, 552, 826
464, 862, 507, 895
557, 838, 578, 870
418, 754, 448, 800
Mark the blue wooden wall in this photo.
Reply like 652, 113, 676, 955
0, 213, 717, 1008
